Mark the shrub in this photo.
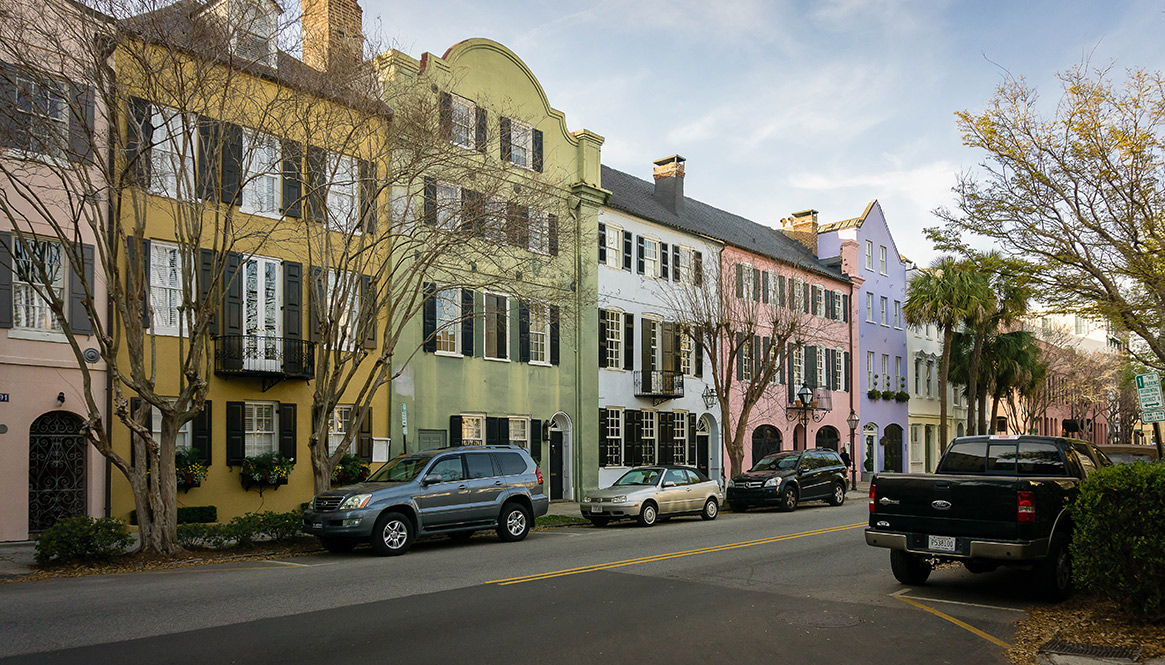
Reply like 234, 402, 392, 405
130, 505, 217, 526
1072, 463, 1165, 622
35, 516, 132, 565
331, 453, 370, 487
177, 509, 304, 550
867, 389, 880, 400
241, 451, 294, 485
894, 390, 910, 403
880, 390, 897, 401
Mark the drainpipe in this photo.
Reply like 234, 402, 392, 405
573, 196, 583, 501
849, 278, 857, 487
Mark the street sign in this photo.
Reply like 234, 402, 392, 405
1135, 372, 1164, 411
1144, 409, 1165, 424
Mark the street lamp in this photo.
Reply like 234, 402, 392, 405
785, 385, 830, 450
846, 409, 859, 490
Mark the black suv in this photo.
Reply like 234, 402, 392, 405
727, 448, 848, 512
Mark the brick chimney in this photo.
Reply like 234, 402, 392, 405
302, 0, 363, 72
781, 209, 819, 253
653, 155, 685, 214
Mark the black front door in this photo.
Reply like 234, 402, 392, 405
696, 434, 710, 478
549, 430, 564, 500
883, 425, 904, 472
28, 411, 87, 533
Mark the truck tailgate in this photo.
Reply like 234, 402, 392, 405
871, 474, 1019, 540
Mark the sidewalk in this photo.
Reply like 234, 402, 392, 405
0, 540, 36, 578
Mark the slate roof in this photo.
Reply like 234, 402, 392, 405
818, 200, 877, 234
601, 165, 848, 282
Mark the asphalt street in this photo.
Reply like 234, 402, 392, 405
0, 498, 1048, 664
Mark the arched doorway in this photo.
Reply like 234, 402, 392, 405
883, 424, 904, 472
863, 423, 877, 475
28, 410, 87, 533
957, 423, 965, 438
696, 415, 714, 479
548, 412, 573, 501
751, 425, 781, 466
815, 426, 840, 451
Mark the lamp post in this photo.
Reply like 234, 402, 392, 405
797, 385, 813, 449
846, 409, 859, 490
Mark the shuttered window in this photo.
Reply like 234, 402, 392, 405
151, 106, 195, 200
11, 237, 63, 331
244, 402, 278, 457
241, 130, 281, 216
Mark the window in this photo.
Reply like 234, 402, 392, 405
880, 245, 887, 274
866, 292, 873, 322
436, 183, 459, 230
450, 94, 476, 150
482, 199, 507, 243
813, 285, 824, 317
818, 349, 826, 388
865, 240, 873, 270
645, 318, 660, 371
509, 417, 529, 448
1075, 315, 1086, 335
926, 360, 934, 397
792, 345, 804, 388
604, 309, 622, 368
150, 241, 184, 336
242, 256, 282, 370
679, 246, 695, 283
509, 119, 532, 168
835, 348, 845, 392
430, 455, 465, 481
327, 154, 359, 234
435, 288, 461, 355
484, 293, 509, 360
740, 263, 755, 300
833, 289, 843, 320
152, 106, 195, 199
244, 402, 277, 457
867, 351, 875, 390
529, 303, 550, 365
914, 358, 922, 395
882, 354, 889, 389
326, 270, 361, 349
740, 336, 753, 382
528, 209, 549, 254
14, 73, 67, 160
604, 408, 624, 467
12, 237, 63, 331
894, 300, 902, 329
466, 452, 494, 479
880, 296, 888, 325
461, 414, 485, 445
640, 411, 657, 465
679, 326, 693, 376
643, 238, 660, 279
231, 0, 276, 66
910, 425, 921, 460
328, 405, 352, 455
792, 277, 804, 311
673, 412, 688, 465
895, 356, 903, 393
603, 224, 622, 266
151, 405, 192, 451
241, 130, 281, 217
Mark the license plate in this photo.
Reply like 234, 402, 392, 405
590, 506, 601, 513
313, 522, 323, 529
928, 535, 956, 552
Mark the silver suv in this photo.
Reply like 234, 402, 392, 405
303, 445, 549, 556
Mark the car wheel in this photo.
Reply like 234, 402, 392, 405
729, 502, 747, 513
701, 498, 719, 521
588, 518, 610, 528
370, 511, 412, 556
778, 488, 799, 512
890, 549, 932, 585
1035, 534, 1073, 601
496, 502, 531, 542
827, 482, 846, 506
637, 502, 658, 527
317, 536, 357, 553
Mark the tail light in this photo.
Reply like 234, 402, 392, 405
536, 467, 544, 485
869, 483, 876, 513
1017, 491, 1035, 523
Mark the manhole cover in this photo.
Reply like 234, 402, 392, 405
1040, 639, 1141, 662
778, 610, 862, 628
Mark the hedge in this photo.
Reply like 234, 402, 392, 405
129, 505, 218, 526
35, 517, 132, 565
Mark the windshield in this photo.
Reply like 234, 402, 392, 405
750, 454, 799, 472
367, 454, 430, 483
613, 468, 661, 486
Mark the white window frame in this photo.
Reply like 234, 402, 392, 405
509, 119, 532, 169
915, 358, 922, 395
679, 325, 694, 376
679, 246, 695, 284
740, 263, 754, 301
673, 412, 689, 465
835, 347, 845, 392
813, 285, 824, 317
435, 287, 461, 356
740, 335, 753, 382
792, 345, 804, 388
643, 238, 660, 279
13, 73, 68, 161
244, 401, 278, 457
865, 240, 873, 271
1075, 315, 1086, 336
528, 209, 549, 254
882, 354, 889, 389
895, 356, 903, 393
328, 405, 353, 455
866, 292, 873, 322
509, 417, 530, 448
327, 153, 360, 234
880, 245, 888, 274
241, 130, 282, 218
604, 408, 624, 467
241, 255, 283, 371
483, 198, 507, 244
833, 289, 843, 320
604, 224, 622, 267
926, 360, 934, 398
792, 277, 804, 311
151, 106, 196, 200
231, 0, 277, 66
326, 269, 360, 351
894, 300, 902, 329
604, 308, 623, 369
867, 351, 875, 390
450, 94, 476, 150
149, 241, 185, 337
436, 182, 460, 231
641, 410, 657, 465
817, 349, 826, 389
529, 302, 551, 365
461, 413, 485, 445
880, 296, 888, 326
12, 237, 64, 333
484, 292, 510, 361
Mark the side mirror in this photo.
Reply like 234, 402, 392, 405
663, 481, 677, 488
421, 474, 443, 486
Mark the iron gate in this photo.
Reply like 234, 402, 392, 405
28, 411, 87, 533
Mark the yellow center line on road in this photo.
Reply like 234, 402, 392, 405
489, 522, 866, 586
894, 594, 1012, 649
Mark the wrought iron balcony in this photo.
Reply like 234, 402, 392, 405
634, 370, 684, 403
214, 335, 315, 388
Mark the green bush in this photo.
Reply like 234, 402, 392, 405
130, 505, 217, 526
331, 453, 370, 486
35, 516, 132, 565
176, 509, 304, 550
1072, 463, 1165, 622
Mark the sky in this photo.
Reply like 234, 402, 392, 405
360, 0, 1165, 265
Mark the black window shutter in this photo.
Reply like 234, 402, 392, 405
532, 129, 543, 172
198, 248, 217, 334
624, 312, 634, 370
475, 106, 487, 154
438, 91, 452, 140
658, 413, 673, 464
486, 417, 501, 446
753, 269, 761, 302
598, 223, 607, 264
687, 412, 697, 463
623, 410, 636, 466
598, 408, 608, 467
549, 305, 560, 366
196, 116, 220, 201
69, 243, 94, 335
844, 351, 851, 393
842, 294, 850, 323
826, 349, 835, 390
825, 290, 834, 320
281, 140, 302, 217
622, 231, 633, 271
67, 83, 95, 163
752, 335, 761, 380
0, 64, 29, 151
598, 308, 608, 368
788, 345, 795, 395
659, 242, 669, 280
422, 282, 437, 352
359, 160, 377, 234
673, 325, 682, 373
461, 289, 475, 357
636, 236, 645, 274
423, 177, 437, 225
449, 415, 463, 446
778, 275, 786, 307
803, 282, 811, 314
358, 408, 373, 461
192, 401, 212, 465
460, 188, 482, 235
306, 146, 327, 223
660, 322, 675, 375
224, 251, 243, 336
763, 336, 772, 378
498, 418, 510, 445
693, 251, 703, 286
735, 264, 743, 298
807, 346, 818, 389
308, 267, 323, 344
127, 97, 153, 186
499, 116, 512, 162
694, 329, 703, 378
640, 319, 652, 374
735, 332, 744, 381
0, 231, 12, 328
279, 402, 297, 462
762, 271, 770, 304
518, 301, 530, 363
672, 246, 681, 283
225, 401, 245, 465
530, 419, 542, 462
283, 261, 302, 341
548, 214, 558, 256
220, 122, 242, 206
361, 274, 376, 349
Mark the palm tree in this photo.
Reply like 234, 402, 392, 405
987, 330, 1045, 432
904, 257, 989, 451
962, 257, 1031, 435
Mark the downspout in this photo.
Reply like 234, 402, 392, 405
849, 278, 856, 485
573, 196, 583, 501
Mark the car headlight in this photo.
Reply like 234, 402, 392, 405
764, 477, 782, 488
339, 493, 372, 510
583, 496, 593, 503
611, 495, 627, 503
727, 479, 735, 488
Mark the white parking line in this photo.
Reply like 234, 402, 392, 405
890, 588, 1027, 613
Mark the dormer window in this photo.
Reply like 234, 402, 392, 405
231, 0, 277, 66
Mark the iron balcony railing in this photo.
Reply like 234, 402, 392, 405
214, 335, 315, 380
634, 370, 684, 399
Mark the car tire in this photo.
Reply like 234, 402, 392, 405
890, 549, 932, 585
1035, 533, 1073, 602
730, 502, 747, 513
637, 501, 659, 527
778, 487, 799, 512
588, 518, 610, 528
497, 502, 531, 542
701, 498, 719, 521
370, 511, 413, 556
317, 536, 357, 553
827, 482, 846, 506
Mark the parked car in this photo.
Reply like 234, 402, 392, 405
303, 445, 548, 556
865, 435, 1106, 600
726, 448, 848, 513
1096, 444, 1160, 465
580, 466, 723, 527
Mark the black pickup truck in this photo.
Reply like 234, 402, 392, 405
865, 435, 1111, 600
